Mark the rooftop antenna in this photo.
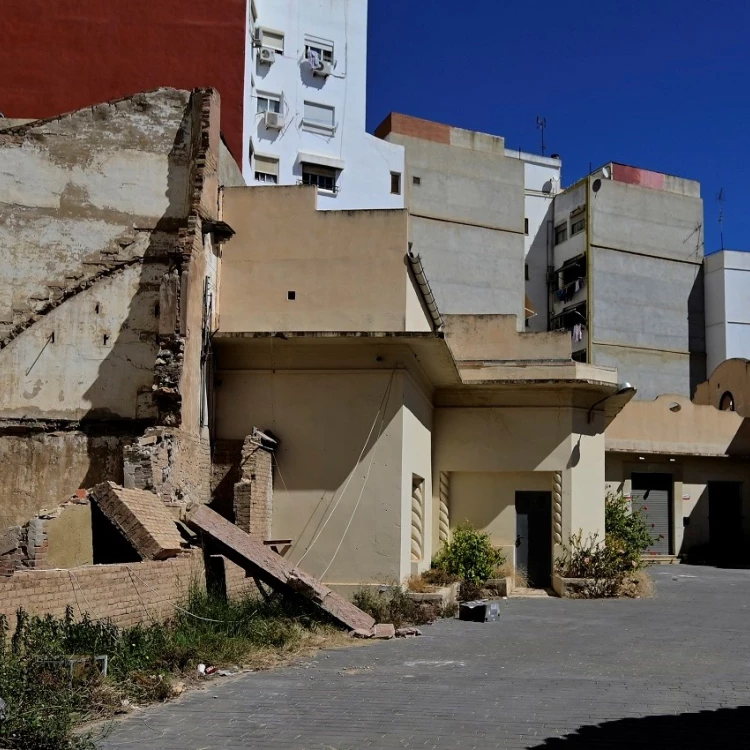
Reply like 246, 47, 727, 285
717, 187, 725, 251
536, 116, 547, 156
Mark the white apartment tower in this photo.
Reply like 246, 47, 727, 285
244, 0, 405, 210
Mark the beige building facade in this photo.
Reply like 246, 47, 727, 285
217, 185, 630, 592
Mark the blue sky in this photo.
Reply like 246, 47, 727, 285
367, 0, 749, 253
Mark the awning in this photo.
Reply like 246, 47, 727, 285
298, 151, 345, 171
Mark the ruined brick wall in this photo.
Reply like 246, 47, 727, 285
0, 431, 129, 529
211, 439, 243, 520
0, 551, 205, 631
124, 427, 211, 506
233, 439, 273, 541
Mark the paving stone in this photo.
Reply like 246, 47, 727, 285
99, 567, 750, 749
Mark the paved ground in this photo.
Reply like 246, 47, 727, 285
98, 567, 750, 749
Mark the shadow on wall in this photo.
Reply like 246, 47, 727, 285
688, 264, 706, 397
531, 706, 750, 748
79, 97, 194, 490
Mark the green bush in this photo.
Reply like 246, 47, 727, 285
432, 524, 505, 585
352, 587, 440, 628
555, 531, 628, 597
605, 492, 656, 570
0, 589, 338, 749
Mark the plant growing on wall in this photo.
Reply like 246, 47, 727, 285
432, 523, 505, 586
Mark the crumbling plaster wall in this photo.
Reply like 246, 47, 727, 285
0, 431, 127, 529
0, 88, 226, 525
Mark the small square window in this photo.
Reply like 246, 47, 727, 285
390, 172, 401, 195
305, 40, 334, 65
254, 154, 279, 184
302, 164, 338, 193
287, 291, 296, 300
412, 176, 421, 186
260, 29, 284, 53
257, 93, 281, 115
303, 101, 336, 134
555, 222, 568, 245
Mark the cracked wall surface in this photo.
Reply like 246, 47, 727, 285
0, 87, 228, 524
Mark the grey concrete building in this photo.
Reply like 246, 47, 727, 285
550, 163, 706, 400
375, 113, 527, 326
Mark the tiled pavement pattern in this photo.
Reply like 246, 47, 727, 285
99, 567, 750, 748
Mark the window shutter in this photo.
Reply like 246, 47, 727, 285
255, 155, 279, 177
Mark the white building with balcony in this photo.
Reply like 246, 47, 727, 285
244, 0, 405, 211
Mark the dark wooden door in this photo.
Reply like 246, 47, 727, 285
708, 482, 743, 565
515, 491, 552, 588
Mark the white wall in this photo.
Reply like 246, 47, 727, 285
705, 250, 750, 375
245, 0, 404, 210
506, 150, 561, 332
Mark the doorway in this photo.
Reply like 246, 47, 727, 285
708, 481, 743, 566
515, 491, 552, 588
631, 473, 672, 555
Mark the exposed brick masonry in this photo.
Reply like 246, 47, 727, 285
90, 482, 184, 560
233, 438, 273, 541
374, 112, 451, 144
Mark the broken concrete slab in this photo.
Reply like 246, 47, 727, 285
371, 623, 396, 640
185, 505, 375, 632
396, 627, 422, 638
90, 482, 184, 560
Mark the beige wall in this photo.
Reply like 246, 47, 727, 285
606, 452, 750, 556
606, 394, 749, 457
450, 471, 554, 564
0, 264, 160, 420
434, 406, 607, 554
694, 358, 750, 417
214, 366, 431, 587
400, 374, 434, 575
443, 314, 571, 363
220, 186, 430, 333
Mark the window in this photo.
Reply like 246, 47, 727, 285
555, 222, 568, 245
302, 101, 336, 134
257, 93, 281, 115
571, 216, 586, 236
524, 217, 529, 235
412, 176, 421, 186
720, 391, 735, 412
390, 172, 401, 195
302, 163, 337, 192
304, 37, 334, 64
260, 29, 284, 53
525, 263, 529, 281
287, 291, 296, 301
254, 154, 279, 184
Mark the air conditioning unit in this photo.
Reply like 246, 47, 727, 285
312, 61, 334, 77
258, 47, 276, 64
264, 111, 284, 130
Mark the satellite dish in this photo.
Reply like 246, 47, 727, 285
602, 166, 611, 179
592, 178, 602, 193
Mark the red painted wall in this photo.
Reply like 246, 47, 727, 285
0, 0, 247, 161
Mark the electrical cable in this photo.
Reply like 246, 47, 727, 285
296, 367, 397, 566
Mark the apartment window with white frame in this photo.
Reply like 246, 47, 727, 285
304, 36, 334, 65
257, 93, 281, 116
260, 28, 284, 53
302, 101, 336, 134
254, 154, 279, 184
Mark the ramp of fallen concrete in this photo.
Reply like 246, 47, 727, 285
186, 505, 375, 632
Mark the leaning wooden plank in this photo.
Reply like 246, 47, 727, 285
186, 505, 375, 632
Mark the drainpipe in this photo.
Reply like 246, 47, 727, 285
407, 247, 443, 332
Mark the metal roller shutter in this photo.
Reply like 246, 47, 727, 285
631, 488, 670, 555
